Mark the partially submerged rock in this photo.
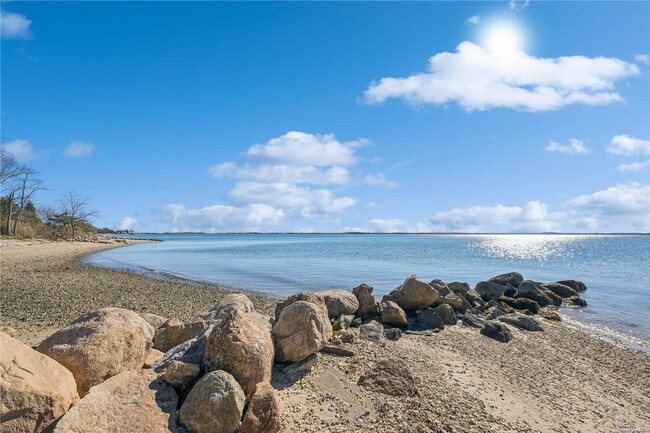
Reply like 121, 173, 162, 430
488, 272, 524, 288
179, 370, 245, 433
385, 275, 439, 310
203, 308, 274, 400
1, 332, 79, 433
37, 307, 155, 396
273, 301, 331, 363
53, 369, 178, 433
541, 282, 578, 299
556, 280, 587, 293
516, 280, 553, 307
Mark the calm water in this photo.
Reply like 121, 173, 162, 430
83, 234, 650, 350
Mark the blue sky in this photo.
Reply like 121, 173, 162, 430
2, 1, 649, 233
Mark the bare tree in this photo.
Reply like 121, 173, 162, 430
59, 192, 99, 237
12, 169, 48, 235
1, 147, 30, 235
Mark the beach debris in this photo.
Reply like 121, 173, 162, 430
0, 332, 79, 433
317, 289, 359, 319
357, 359, 418, 397
179, 370, 245, 433
480, 322, 514, 343
203, 309, 274, 400
239, 381, 282, 433
273, 301, 331, 363
383, 275, 440, 311
53, 370, 178, 433
352, 283, 379, 319
153, 320, 210, 352
498, 313, 544, 332
163, 360, 201, 392
36, 307, 155, 396
379, 300, 408, 327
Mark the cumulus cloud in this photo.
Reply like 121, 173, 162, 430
364, 41, 639, 112
545, 138, 590, 155
162, 203, 286, 232
364, 173, 397, 189
606, 135, 650, 156
465, 16, 480, 26
118, 216, 138, 231
1, 139, 38, 162
247, 131, 366, 166
209, 162, 349, 185
1, 9, 31, 39
64, 141, 94, 158
618, 160, 650, 172
635, 54, 650, 65
228, 182, 356, 217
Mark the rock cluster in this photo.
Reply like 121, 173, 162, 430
1, 272, 588, 432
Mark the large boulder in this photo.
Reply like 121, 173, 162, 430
541, 282, 578, 299
447, 281, 470, 295
385, 275, 439, 311
272, 301, 331, 363
556, 280, 587, 293
239, 381, 282, 433
488, 272, 524, 288
153, 320, 209, 352
498, 313, 543, 332
431, 280, 464, 309
462, 312, 487, 328
153, 326, 213, 373
352, 284, 379, 319
197, 294, 254, 321
379, 301, 408, 327
274, 292, 328, 321
433, 304, 457, 325
416, 309, 445, 331
179, 370, 245, 433
317, 290, 359, 318
53, 369, 178, 433
567, 296, 588, 307
163, 360, 201, 392
480, 322, 513, 343
203, 309, 274, 400
501, 296, 541, 314
1, 332, 79, 433
359, 321, 385, 344
475, 281, 513, 301
138, 312, 170, 329
37, 308, 155, 396
516, 280, 553, 307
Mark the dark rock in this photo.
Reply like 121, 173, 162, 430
498, 313, 543, 332
416, 309, 445, 331
488, 272, 524, 288
486, 308, 506, 320
359, 321, 385, 344
431, 280, 464, 309
357, 359, 418, 397
487, 299, 506, 312
556, 280, 587, 293
465, 289, 485, 307
480, 322, 513, 343
447, 281, 470, 295
501, 296, 541, 314
462, 312, 487, 328
516, 280, 553, 307
433, 304, 457, 325
384, 328, 402, 341
567, 296, 588, 307
538, 309, 562, 321
340, 332, 355, 344
350, 317, 362, 327
352, 284, 380, 319
475, 281, 509, 301
541, 282, 578, 299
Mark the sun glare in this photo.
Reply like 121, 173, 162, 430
482, 22, 525, 53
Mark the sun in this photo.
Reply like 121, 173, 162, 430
482, 22, 525, 53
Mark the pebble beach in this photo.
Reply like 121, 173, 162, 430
1, 240, 649, 433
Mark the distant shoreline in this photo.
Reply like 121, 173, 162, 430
118, 231, 650, 236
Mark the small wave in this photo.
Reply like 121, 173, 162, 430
559, 313, 650, 354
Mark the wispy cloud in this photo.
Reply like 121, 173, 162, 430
1, 139, 39, 162
618, 160, 650, 172
635, 54, 650, 65
64, 141, 95, 158
162, 203, 286, 232
465, 15, 480, 26
364, 41, 638, 112
545, 138, 590, 155
1, 8, 31, 39
364, 173, 397, 189
607, 135, 650, 156
508, 0, 530, 12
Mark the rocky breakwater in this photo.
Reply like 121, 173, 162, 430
0, 271, 589, 432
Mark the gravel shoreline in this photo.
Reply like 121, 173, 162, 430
1, 240, 649, 432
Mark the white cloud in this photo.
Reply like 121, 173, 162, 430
465, 15, 480, 26
64, 141, 94, 158
545, 138, 590, 155
364, 41, 639, 112
607, 135, 650, 156
228, 182, 356, 217
429, 201, 565, 233
1, 9, 31, 39
635, 54, 650, 65
618, 160, 650, 172
369, 218, 408, 232
208, 162, 349, 185
247, 131, 366, 166
1, 139, 38, 162
364, 173, 397, 189
118, 216, 138, 231
508, 0, 530, 11
162, 203, 286, 232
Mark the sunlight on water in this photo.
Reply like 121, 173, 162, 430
468, 235, 597, 261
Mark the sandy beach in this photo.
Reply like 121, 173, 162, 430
1, 240, 649, 433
